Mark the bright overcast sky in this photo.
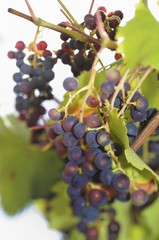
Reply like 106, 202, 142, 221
0, 1, 159, 240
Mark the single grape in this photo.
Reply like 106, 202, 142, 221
126, 122, 139, 137
112, 173, 130, 192
94, 152, 112, 170
67, 185, 81, 199
53, 121, 64, 135
101, 81, 115, 95
20, 63, 33, 75
73, 122, 87, 139
80, 205, 100, 223
130, 189, 149, 207
72, 174, 88, 189
85, 147, 102, 161
100, 169, 114, 185
84, 114, 101, 128
62, 115, 78, 132
109, 16, 121, 28
96, 130, 111, 146
85, 130, 100, 148
114, 10, 124, 20
15, 41, 26, 51
106, 68, 121, 85
68, 146, 84, 163
37, 40, 48, 50
108, 220, 120, 234
86, 95, 99, 108
48, 108, 61, 120
85, 17, 96, 30
88, 189, 108, 207
63, 76, 79, 91
130, 108, 147, 122
135, 96, 149, 112
62, 132, 78, 147
82, 160, 97, 177
86, 226, 98, 240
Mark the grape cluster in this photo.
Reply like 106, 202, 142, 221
7, 40, 56, 128
46, 69, 155, 239
55, 6, 123, 77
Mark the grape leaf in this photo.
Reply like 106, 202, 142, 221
141, 71, 159, 109
0, 115, 64, 214
117, 1, 159, 71
109, 109, 129, 149
37, 181, 79, 231
124, 148, 159, 181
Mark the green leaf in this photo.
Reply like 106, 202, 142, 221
141, 71, 159, 109
37, 181, 79, 231
0, 115, 63, 214
124, 148, 159, 181
109, 109, 129, 149
117, 2, 159, 71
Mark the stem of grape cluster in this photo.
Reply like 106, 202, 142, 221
117, 66, 153, 118
80, 46, 104, 122
110, 68, 130, 111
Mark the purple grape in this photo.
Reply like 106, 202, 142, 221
136, 96, 149, 112
84, 114, 101, 128
114, 10, 124, 20
80, 206, 100, 223
86, 95, 99, 108
130, 189, 149, 207
67, 185, 81, 199
62, 132, 78, 147
126, 122, 139, 137
85, 130, 100, 148
88, 189, 108, 207
73, 122, 87, 139
72, 174, 88, 189
106, 68, 121, 85
20, 63, 33, 74
112, 173, 130, 192
101, 81, 115, 95
100, 169, 114, 185
62, 115, 78, 132
116, 191, 130, 202
96, 130, 111, 146
63, 76, 78, 91
108, 220, 120, 234
68, 146, 84, 163
85, 17, 96, 30
82, 160, 97, 176
48, 108, 61, 120
53, 121, 64, 135
130, 108, 147, 122
85, 148, 102, 161
94, 152, 112, 170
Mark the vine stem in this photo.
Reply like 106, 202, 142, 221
64, 86, 89, 116
24, 0, 38, 22
117, 66, 153, 118
131, 112, 159, 152
79, 46, 104, 122
89, 0, 95, 14
110, 68, 130, 110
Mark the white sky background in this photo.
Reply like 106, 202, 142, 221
0, 1, 159, 240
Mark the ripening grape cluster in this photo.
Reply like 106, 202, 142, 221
7, 2, 159, 240
55, 7, 123, 77
7, 40, 56, 128
46, 68, 156, 240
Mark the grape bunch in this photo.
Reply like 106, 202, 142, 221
46, 68, 156, 239
7, 40, 56, 128
55, 6, 123, 77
